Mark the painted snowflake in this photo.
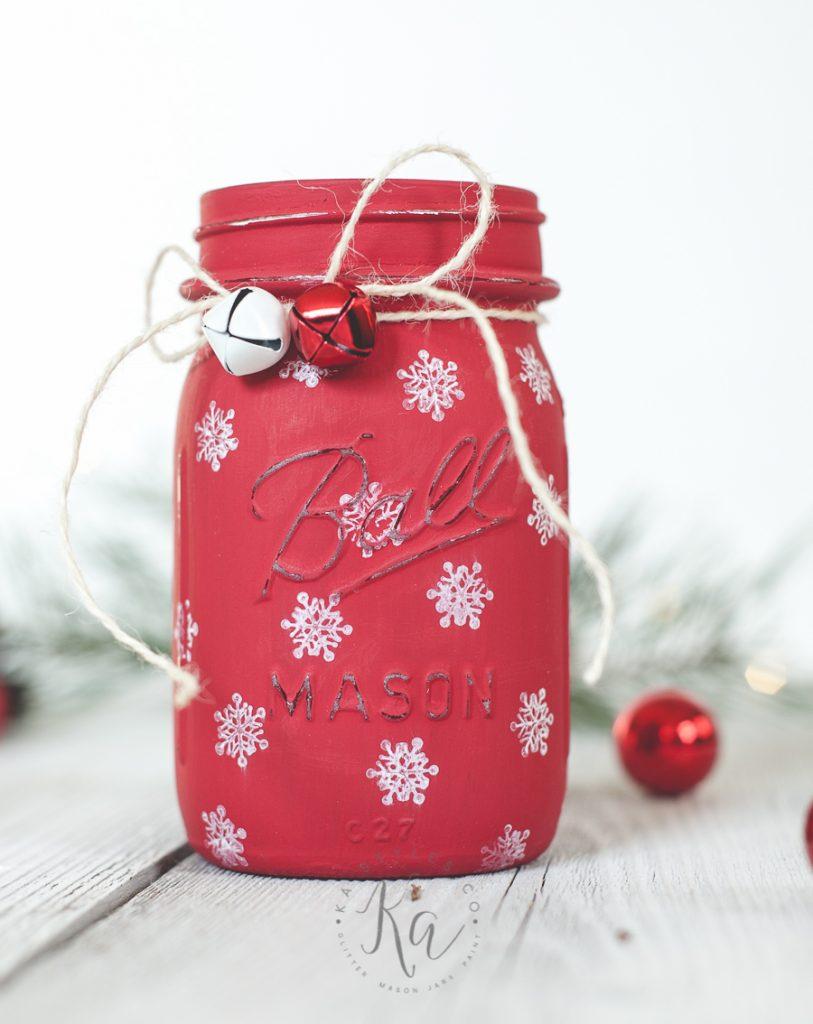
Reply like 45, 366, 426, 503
366, 737, 439, 806
281, 592, 353, 662
194, 400, 239, 472
527, 475, 562, 546
426, 561, 494, 630
516, 344, 553, 406
201, 805, 248, 868
339, 481, 404, 558
510, 688, 555, 757
480, 824, 531, 871
397, 349, 465, 422
278, 358, 337, 389
174, 598, 199, 665
214, 692, 269, 769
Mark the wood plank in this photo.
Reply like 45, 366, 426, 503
0, 685, 186, 983
2, 706, 811, 1022
479, 726, 813, 1021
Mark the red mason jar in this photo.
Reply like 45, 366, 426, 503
174, 178, 568, 877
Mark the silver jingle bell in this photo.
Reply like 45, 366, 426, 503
202, 287, 291, 376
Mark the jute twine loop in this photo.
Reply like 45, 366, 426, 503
59, 143, 614, 708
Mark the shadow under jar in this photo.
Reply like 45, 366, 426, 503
174, 177, 569, 878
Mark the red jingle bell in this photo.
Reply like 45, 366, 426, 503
613, 689, 718, 796
290, 282, 376, 369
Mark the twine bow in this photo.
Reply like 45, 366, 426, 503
60, 143, 614, 708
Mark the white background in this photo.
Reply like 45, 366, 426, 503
1, 0, 810, 659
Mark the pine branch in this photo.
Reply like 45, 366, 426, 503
1, 480, 809, 727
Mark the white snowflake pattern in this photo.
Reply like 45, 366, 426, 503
281, 592, 353, 662
480, 824, 531, 870
201, 804, 248, 868
396, 349, 465, 422
527, 475, 563, 546
510, 688, 555, 757
516, 344, 553, 406
426, 561, 494, 630
214, 692, 269, 769
366, 737, 439, 806
278, 358, 337, 389
174, 598, 199, 665
194, 400, 239, 472
339, 481, 405, 558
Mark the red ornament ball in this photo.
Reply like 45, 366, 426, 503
613, 689, 718, 796
290, 282, 376, 368
805, 802, 813, 868
0, 680, 10, 738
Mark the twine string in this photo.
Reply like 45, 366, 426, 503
323, 143, 494, 291
60, 143, 613, 709
404, 284, 612, 682
58, 298, 218, 707
325, 143, 613, 684
145, 244, 230, 363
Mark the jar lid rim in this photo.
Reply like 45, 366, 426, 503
199, 177, 545, 235
201, 176, 540, 204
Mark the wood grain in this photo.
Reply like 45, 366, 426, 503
0, 686, 185, 983
1, 686, 811, 1022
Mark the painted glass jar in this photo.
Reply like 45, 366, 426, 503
174, 178, 568, 877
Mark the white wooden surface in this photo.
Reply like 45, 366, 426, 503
1, 685, 811, 1023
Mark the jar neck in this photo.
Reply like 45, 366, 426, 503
185, 178, 559, 307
